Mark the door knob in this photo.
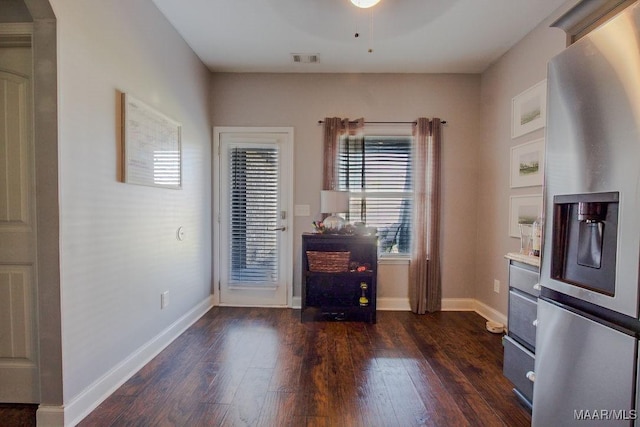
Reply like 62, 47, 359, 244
532, 319, 538, 327
268, 226, 286, 231
533, 283, 542, 291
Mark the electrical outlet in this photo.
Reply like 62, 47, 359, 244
493, 279, 500, 294
161, 291, 169, 309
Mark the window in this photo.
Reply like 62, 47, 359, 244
337, 134, 413, 255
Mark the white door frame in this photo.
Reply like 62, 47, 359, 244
213, 126, 294, 307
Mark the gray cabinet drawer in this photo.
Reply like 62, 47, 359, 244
503, 335, 535, 404
508, 289, 537, 349
509, 263, 540, 297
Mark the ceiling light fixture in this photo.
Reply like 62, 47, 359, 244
350, 0, 381, 9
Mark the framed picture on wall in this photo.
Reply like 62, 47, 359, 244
511, 80, 547, 138
510, 138, 545, 188
509, 195, 542, 237
121, 92, 182, 189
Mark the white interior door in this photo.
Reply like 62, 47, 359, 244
0, 42, 40, 402
214, 128, 292, 307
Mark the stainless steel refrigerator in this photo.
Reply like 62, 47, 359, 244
533, 2, 640, 426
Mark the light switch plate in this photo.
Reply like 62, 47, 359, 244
161, 291, 169, 309
294, 204, 311, 217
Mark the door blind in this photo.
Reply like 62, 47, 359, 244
228, 146, 279, 285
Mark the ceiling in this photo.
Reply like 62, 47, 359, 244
151, 0, 570, 74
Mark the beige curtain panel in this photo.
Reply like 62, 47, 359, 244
322, 117, 364, 190
322, 117, 362, 221
410, 117, 443, 314
322, 117, 343, 191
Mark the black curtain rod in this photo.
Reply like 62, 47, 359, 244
317, 120, 447, 125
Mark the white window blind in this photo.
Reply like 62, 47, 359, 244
228, 146, 279, 284
337, 136, 413, 254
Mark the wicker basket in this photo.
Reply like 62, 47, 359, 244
306, 251, 350, 273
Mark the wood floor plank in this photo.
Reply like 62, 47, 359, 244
346, 321, 378, 372
373, 312, 470, 426
403, 358, 471, 427
379, 365, 431, 426
299, 324, 329, 417
256, 391, 307, 426
351, 366, 401, 427
220, 367, 273, 426
148, 360, 225, 425
304, 416, 330, 427
185, 403, 230, 427
78, 307, 531, 427
344, 321, 403, 426
268, 309, 307, 393
326, 322, 358, 422
268, 347, 303, 393
68, 395, 135, 427
205, 314, 268, 405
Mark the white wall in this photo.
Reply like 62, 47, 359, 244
475, 0, 579, 315
210, 73, 481, 304
51, 0, 212, 415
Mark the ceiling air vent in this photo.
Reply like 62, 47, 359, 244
291, 53, 320, 64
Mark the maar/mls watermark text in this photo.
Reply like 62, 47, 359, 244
574, 409, 637, 421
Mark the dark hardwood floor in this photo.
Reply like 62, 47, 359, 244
0, 403, 37, 427
75, 308, 529, 427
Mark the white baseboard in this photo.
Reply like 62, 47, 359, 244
291, 296, 301, 309
377, 297, 411, 311
472, 299, 508, 326
442, 298, 507, 326
441, 298, 476, 311
63, 296, 214, 427
36, 405, 64, 427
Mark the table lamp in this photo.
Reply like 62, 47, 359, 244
320, 190, 350, 232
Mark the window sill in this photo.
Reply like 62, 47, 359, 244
378, 256, 410, 265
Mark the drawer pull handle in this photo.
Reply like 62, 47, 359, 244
532, 319, 538, 327
533, 283, 542, 291
526, 371, 536, 382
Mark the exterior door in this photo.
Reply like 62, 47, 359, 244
214, 128, 292, 307
0, 43, 40, 402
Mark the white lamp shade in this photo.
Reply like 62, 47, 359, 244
321, 190, 350, 214
350, 0, 381, 8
